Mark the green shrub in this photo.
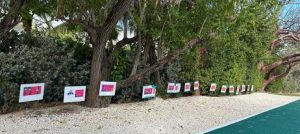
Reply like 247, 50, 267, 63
0, 35, 90, 113
267, 79, 285, 93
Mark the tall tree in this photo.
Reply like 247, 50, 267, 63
259, 1, 300, 91
56, 0, 204, 107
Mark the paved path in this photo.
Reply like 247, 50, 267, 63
205, 100, 300, 134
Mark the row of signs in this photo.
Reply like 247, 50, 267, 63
209, 83, 254, 94
19, 81, 117, 103
19, 81, 254, 103
167, 81, 199, 93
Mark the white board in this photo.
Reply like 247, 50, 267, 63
229, 85, 235, 94
241, 85, 246, 92
99, 81, 117, 96
19, 83, 45, 103
167, 83, 176, 93
142, 85, 156, 99
194, 81, 199, 90
210, 83, 217, 92
247, 85, 250, 92
184, 83, 191, 92
236, 85, 240, 95
221, 85, 227, 94
64, 86, 86, 103
174, 83, 181, 93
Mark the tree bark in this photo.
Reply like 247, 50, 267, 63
148, 37, 163, 88
261, 64, 293, 91
85, 40, 106, 107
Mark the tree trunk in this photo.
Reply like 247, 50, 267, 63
261, 80, 272, 92
148, 37, 163, 88
85, 41, 105, 107
130, 0, 146, 76
60, 0, 134, 108
130, 33, 142, 76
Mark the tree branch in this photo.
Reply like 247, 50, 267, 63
261, 53, 300, 72
266, 63, 294, 83
113, 36, 138, 53
0, 0, 27, 38
101, 0, 134, 34
117, 37, 204, 89
269, 29, 300, 53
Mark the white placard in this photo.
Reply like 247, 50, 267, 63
19, 83, 45, 103
210, 83, 217, 92
236, 85, 240, 95
142, 85, 156, 99
194, 81, 199, 90
221, 85, 227, 94
229, 85, 235, 93
184, 83, 191, 92
247, 85, 250, 92
99, 81, 117, 96
241, 85, 246, 92
64, 86, 86, 103
174, 83, 181, 93
167, 83, 176, 93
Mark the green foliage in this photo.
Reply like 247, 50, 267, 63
160, 1, 280, 94
196, 1, 279, 91
0, 34, 90, 113
0, 78, 19, 113
247, 68, 264, 91
0, 0, 288, 112
267, 79, 285, 93
110, 49, 132, 81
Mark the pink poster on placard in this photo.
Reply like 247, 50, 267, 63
23, 86, 42, 96
101, 85, 114, 92
99, 81, 117, 96
19, 83, 45, 103
142, 85, 156, 99
168, 84, 175, 90
210, 83, 216, 92
184, 83, 191, 92
167, 83, 176, 93
229, 85, 234, 93
167, 83, 180, 93
175, 83, 181, 93
194, 81, 199, 90
221, 85, 227, 93
144, 88, 153, 94
75, 89, 84, 97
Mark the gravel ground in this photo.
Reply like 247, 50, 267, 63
0, 93, 299, 134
